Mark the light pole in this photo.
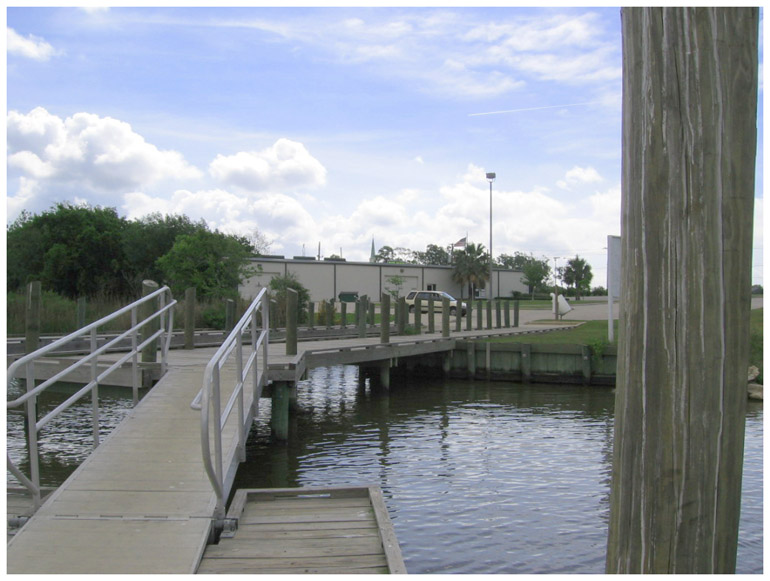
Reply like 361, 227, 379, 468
552, 256, 560, 320
486, 172, 496, 300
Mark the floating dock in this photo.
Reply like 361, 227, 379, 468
197, 486, 406, 574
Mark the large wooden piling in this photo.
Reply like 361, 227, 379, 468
606, 8, 758, 574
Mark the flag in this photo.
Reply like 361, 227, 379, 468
453, 237, 467, 248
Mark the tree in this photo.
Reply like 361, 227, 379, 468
121, 213, 205, 293
269, 272, 310, 325
560, 255, 593, 300
499, 252, 551, 298
451, 242, 489, 300
415, 244, 450, 266
385, 275, 406, 299
7, 202, 131, 299
156, 230, 254, 299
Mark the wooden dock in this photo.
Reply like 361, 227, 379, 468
197, 486, 406, 574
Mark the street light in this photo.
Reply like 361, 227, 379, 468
486, 172, 496, 300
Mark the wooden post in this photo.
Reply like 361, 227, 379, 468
76, 296, 87, 329
455, 302, 462, 333
285, 288, 297, 356
476, 300, 483, 330
25, 281, 41, 354
513, 300, 520, 327
441, 297, 450, 338
607, 7, 758, 574
140, 280, 159, 364
397, 297, 406, 335
466, 300, 472, 331
271, 381, 291, 442
495, 300, 502, 329
380, 293, 390, 344
184, 287, 196, 350
414, 297, 422, 334
504, 300, 511, 328
225, 299, 235, 332
326, 299, 335, 329
357, 296, 367, 338
308, 301, 315, 329
427, 297, 435, 334
486, 298, 492, 329
340, 301, 347, 328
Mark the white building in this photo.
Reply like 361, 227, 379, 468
239, 257, 529, 302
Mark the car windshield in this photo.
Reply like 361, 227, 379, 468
440, 292, 456, 301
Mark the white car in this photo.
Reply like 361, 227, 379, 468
404, 290, 467, 315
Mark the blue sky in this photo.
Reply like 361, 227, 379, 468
5, 6, 764, 287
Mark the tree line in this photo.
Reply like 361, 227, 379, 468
375, 242, 597, 300
6, 202, 597, 303
7, 203, 256, 301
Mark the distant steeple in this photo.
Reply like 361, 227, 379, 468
370, 238, 376, 262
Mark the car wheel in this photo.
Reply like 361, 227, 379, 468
409, 305, 415, 313
450, 307, 457, 315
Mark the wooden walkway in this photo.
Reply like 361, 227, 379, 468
198, 486, 406, 574
6, 321, 574, 573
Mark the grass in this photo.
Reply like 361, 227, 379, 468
487, 309, 763, 381
486, 320, 618, 345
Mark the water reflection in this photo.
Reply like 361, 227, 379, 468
233, 366, 762, 575
7, 379, 141, 488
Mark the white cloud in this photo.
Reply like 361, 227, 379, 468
7, 28, 57, 61
209, 139, 327, 192
7, 107, 202, 192
557, 165, 603, 189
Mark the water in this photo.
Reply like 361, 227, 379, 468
6, 370, 762, 573
232, 366, 763, 574
6, 379, 140, 488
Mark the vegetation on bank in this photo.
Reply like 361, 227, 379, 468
488, 309, 763, 383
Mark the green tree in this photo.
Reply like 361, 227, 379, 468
121, 213, 206, 292
451, 242, 489, 300
560, 255, 593, 300
415, 244, 450, 265
520, 256, 552, 298
7, 202, 131, 298
156, 230, 254, 299
269, 272, 310, 325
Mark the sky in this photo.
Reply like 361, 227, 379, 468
5, 5, 765, 288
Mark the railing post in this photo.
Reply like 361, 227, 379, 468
90, 327, 100, 449
225, 299, 235, 332
25, 281, 41, 355
286, 288, 298, 356
442, 297, 450, 338
24, 359, 40, 509
131, 306, 139, 406
380, 293, 390, 344
427, 298, 435, 334
184, 287, 196, 349
77, 296, 87, 329
414, 297, 422, 334
140, 280, 159, 365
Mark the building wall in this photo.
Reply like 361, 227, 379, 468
239, 258, 528, 302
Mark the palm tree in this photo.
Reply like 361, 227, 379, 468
560, 255, 593, 300
451, 242, 490, 300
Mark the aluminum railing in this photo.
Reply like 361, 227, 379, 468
6, 285, 177, 510
190, 288, 269, 521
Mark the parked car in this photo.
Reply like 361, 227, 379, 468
404, 290, 467, 315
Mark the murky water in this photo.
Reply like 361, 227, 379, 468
6, 370, 762, 573
232, 366, 763, 574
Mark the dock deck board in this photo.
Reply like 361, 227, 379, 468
197, 486, 406, 574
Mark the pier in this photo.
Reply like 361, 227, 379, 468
6, 292, 607, 574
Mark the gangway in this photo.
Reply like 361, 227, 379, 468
6, 288, 270, 573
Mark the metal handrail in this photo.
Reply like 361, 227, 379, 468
191, 288, 269, 521
6, 285, 177, 510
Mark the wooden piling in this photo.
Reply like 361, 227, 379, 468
380, 293, 390, 344
606, 8, 758, 574
271, 381, 291, 441
285, 288, 297, 356
25, 281, 41, 355
184, 287, 195, 349
76, 296, 87, 329
442, 297, 450, 338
